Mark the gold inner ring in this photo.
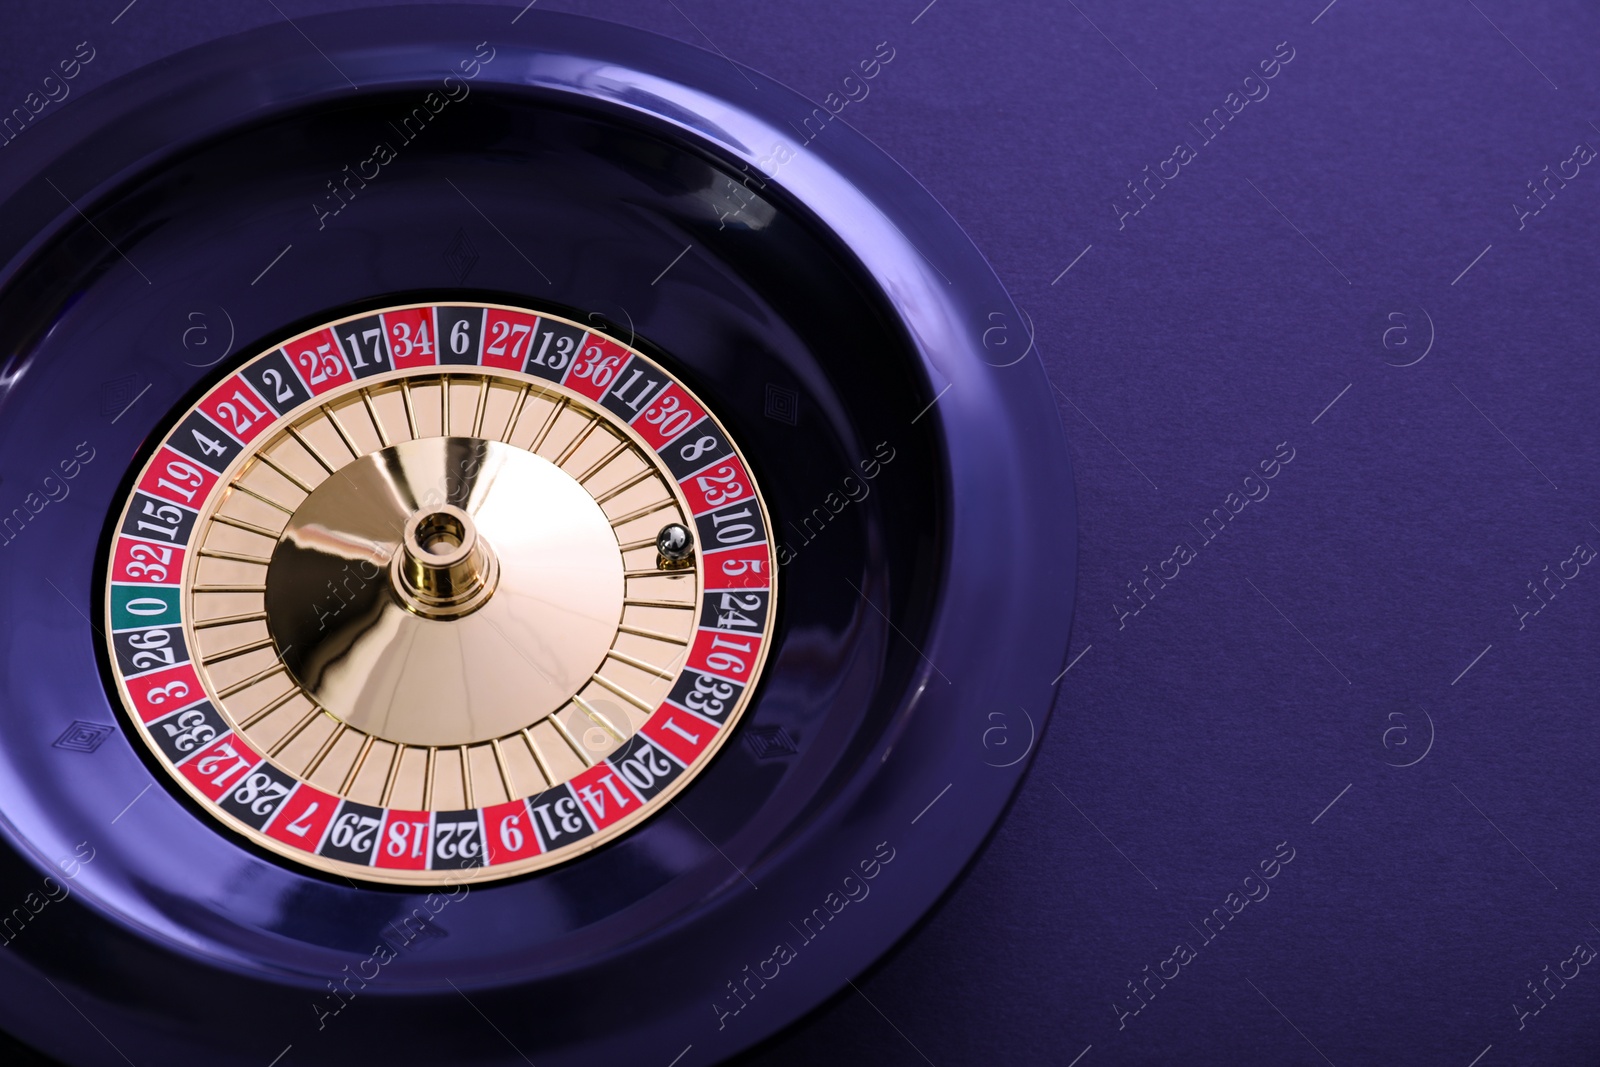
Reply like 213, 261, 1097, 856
263, 435, 627, 748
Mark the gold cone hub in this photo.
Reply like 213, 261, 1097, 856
394, 502, 499, 618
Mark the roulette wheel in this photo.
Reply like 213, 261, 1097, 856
0, 6, 1074, 1065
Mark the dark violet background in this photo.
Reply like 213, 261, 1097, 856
4, 1, 1599, 1064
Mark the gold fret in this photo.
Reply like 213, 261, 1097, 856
471, 378, 489, 437
605, 647, 675, 680
490, 737, 516, 799
218, 662, 285, 698
360, 388, 390, 449
211, 513, 283, 540
199, 548, 272, 566
608, 498, 674, 528
321, 403, 361, 460
501, 384, 531, 443
572, 694, 625, 742
530, 396, 567, 452
617, 622, 688, 644
379, 743, 404, 806
238, 687, 300, 730
302, 722, 347, 779
254, 451, 315, 494
268, 704, 324, 757
593, 468, 655, 506
549, 714, 595, 767
553, 414, 600, 467
340, 734, 377, 796
401, 378, 418, 441
422, 746, 438, 809
576, 440, 629, 485
286, 423, 336, 474
623, 597, 696, 610
521, 728, 555, 789
195, 610, 268, 632
590, 673, 656, 713
228, 481, 294, 515
204, 636, 276, 664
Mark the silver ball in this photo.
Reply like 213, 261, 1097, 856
656, 523, 694, 562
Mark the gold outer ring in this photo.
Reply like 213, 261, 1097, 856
103, 302, 777, 885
